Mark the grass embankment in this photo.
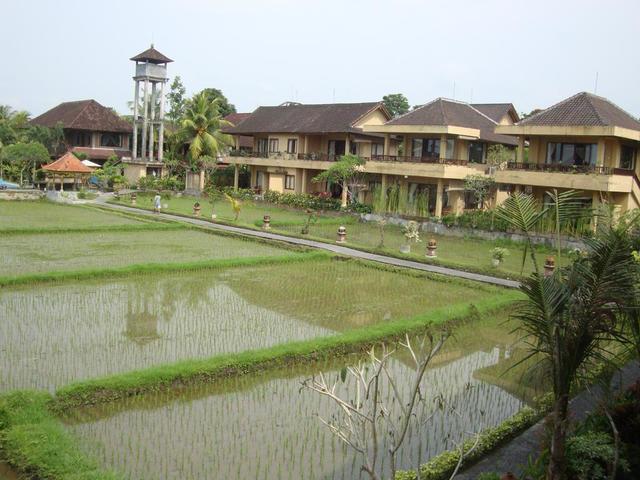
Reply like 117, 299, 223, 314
0, 391, 122, 479
53, 290, 521, 410
0, 223, 186, 235
0, 252, 324, 288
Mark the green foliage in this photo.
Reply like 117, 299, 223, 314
194, 87, 236, 118
382, 93, 410, 117
92, 155, 128, 191
313, 154, 364, 186
0, 391, 122, 479
476, 473, 501, 480
566, 432, 626, 480
464, 174, 496, 207
224, 192, 245, 221
396, 407, 540, 480
441, 209, 510, 232
137, 174, 184, 191
486, 144, 513, 167
0, 141, 50, 184
263, 190, 341, 211
403, 220, 421, 243
166, 76, 187, 124
54, 293, 517, 410
491, 247, 509, 262
24, 123, 65, 155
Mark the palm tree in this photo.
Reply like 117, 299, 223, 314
178, 92, 232, 171
496, 192, 638, 480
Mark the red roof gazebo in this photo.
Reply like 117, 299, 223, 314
42, 152, 93, 191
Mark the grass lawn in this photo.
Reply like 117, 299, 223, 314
0, 229, 290, 275
114, 193, 564, 278
0, 201, 150, 230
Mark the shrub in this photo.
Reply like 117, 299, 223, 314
263, 191, 341, 211
567, 432, 627, 480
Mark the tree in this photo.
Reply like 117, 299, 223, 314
178, 92, 233, 171
25, 123, 65, 156
195, 88, 236, 118
382, 93, 409, 118
496, 192, 639, 480
486, 144, 513, 169
463, 174, 496, 209
313, 153, 365, 207
0, 105, 30, 146
167, 76, 187, 124
0, 141, 49, 185
223, 192, 244, 221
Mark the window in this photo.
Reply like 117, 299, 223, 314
620, 145, 636, 170
285, 174, 295, 190
328, 140, 346, 156
286, 139, 297, 154
546, 142, 597, 166
411, 138, 440, 158
468, 142, 485, 163
100, 133, 122, 147
257, 138, 268, 153
371, 143, 384, 156
269, 139, 279, 153
72, 131, 91, 147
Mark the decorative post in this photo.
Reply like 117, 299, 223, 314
193, 202, 201, 217
544, 256, 556, 277
262, 215, 271, 230
131, 192, 137, 205
426, 238, 438, 257
336, 225, 347, 243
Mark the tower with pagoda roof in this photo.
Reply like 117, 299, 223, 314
130, 45, 172, 165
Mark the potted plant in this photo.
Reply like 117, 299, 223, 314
193, 201, 201, 217
491, 247, 509, 267
401, 221, 421, 254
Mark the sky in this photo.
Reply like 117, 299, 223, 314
2, 0, 639, 118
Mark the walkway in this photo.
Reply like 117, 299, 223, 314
97, 199, 520, 289
454, 361, 640, 479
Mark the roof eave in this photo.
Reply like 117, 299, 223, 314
496, 124, 640, 141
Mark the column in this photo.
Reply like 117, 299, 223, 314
439, 134, 447, 161
592, 191, 600, 231
141, 78, 149, 161
435, 179, 444, 217
301, 168, 308, 193
303, 135, 309, 155
345, 134, 351, 156
233, 164, 239, 191
596, 139, 606, 168
517, 135, 525, 163
148, 82, 156, 162
132, 80, 139, 160
403, 135, 410, 158
383, 134, 390, 156
158, 80, 166, 163
381, 173, 388, 207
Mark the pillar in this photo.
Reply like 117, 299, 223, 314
439, 135, 447, 161
233, 164, 239, 191
517, 135, 525, 163
435, 179, 444, 217
592, 191, 600, 230
158, 80, 166, 163
199, 170, 205, 191
448, 183, 465, 215
141, 78, 149, 160
403, 135, 410, 158
148, 82, 156, 162
384, 134, 390, 156
301, 168, 308, 193
381, 173, 388, 206
345, 134, 351, 157
132, 80, 139, 160
596, 139, 606, 168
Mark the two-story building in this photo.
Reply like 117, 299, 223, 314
495, 92, 640, 214
31, 99, 132, 166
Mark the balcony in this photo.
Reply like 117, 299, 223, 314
505, 162, 619, 175
370, 155, 469, 166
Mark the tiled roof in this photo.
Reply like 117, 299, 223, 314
225, 102, 387, 135
471, 103, 519, 123
130, 45, 173, 64
517, 92, 640, 130
71, 146, 130, 160
31, 100, 132, 133
223, 113, 253, 148
42, 152, 93, 173
387, 98, 518, 145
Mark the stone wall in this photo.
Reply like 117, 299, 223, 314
0, 190, 45, 201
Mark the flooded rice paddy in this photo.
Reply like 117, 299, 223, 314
0, 229, 289, 275
63, 315, 536, 480
0, 259, 494, 391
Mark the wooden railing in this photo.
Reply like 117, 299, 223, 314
506, 162, 617, 175
370, 155, 469, 166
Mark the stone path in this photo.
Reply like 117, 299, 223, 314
97, 200, 520, 289
454, 361, 640, 479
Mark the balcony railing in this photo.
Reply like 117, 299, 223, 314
505, 162, 622, 175
370, 155, 469, 166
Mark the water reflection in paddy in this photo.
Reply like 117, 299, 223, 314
0, 259, 496, 391
64, 315, 542, 480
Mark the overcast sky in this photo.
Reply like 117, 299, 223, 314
2, 0, 639, 118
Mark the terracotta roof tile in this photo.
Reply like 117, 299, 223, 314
517, 92, 640, 130
130, 45, 173, 64
31, 100, 132, 133
42, 152, 93, 173
471, 103, 519, 123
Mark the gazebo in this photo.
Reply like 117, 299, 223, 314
42, 152, 93, 191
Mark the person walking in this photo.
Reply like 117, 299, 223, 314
153, 192, 162, 213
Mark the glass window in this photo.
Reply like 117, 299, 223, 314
445, 139, 455, 159
371, 143, 384, 156
412, 139, 423, 157
285, 175, 295, 190
257, 138, 268, 153
546, 142, 597, 166
620, 145, 636, 170
269, 139, 279, 153
286, 139, 297, 154
73, 132, 91, 147
100, 133, 122, 147
468, 142, 484, 163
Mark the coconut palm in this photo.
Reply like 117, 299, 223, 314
497, 191, 639, 479
178, 92, 232, 170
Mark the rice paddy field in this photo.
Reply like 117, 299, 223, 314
112, 192, 562, 278
0, 199, 536, 479
61, 314, 539, 480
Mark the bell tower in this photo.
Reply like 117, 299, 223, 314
130, 45, 172, 163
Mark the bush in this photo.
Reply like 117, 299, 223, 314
567, 432, 626, 480
263, 191, 341, 211
137, 175, 184, 192
218, 186, 254, 201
